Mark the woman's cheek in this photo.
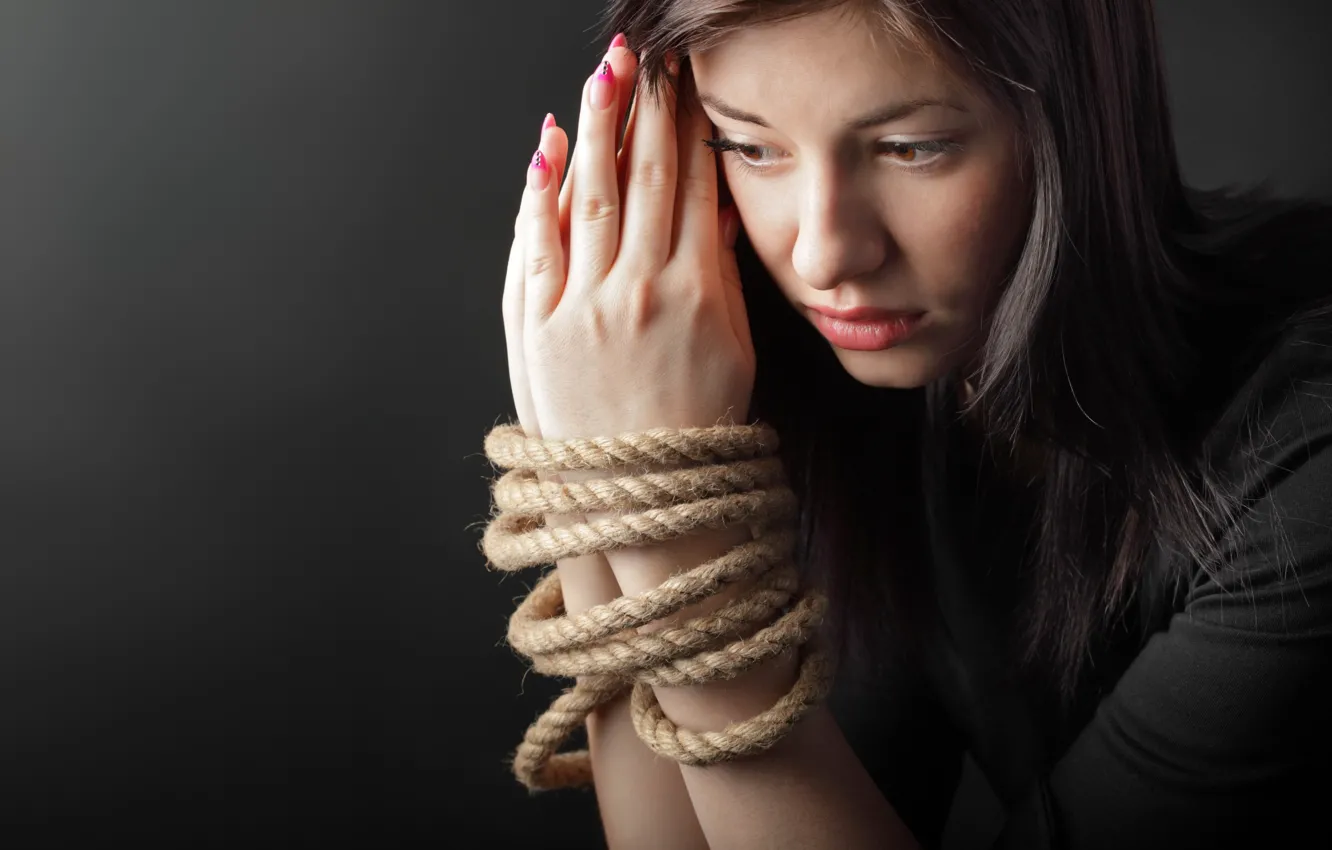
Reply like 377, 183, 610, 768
902, 164, 1026, 306
729, 178, 791, 259
954, 138, 1034, 286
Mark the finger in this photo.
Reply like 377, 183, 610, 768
561, 43, 637, 264
607, 35, 638, 150
538, 116, 570, 276
506, 116, 568, 321
616, 50, 675, 194
524, 140, 565, 322
503, 229, 542, 436
615, 76, 641, 196
615, 51, 654, 193
543, 114, 570, 190
502, 205, 527, 347
618, 53, 681, 273
504, 116, 548, 332
503, 179, 535, 433
718, 206, 751, 351
560, 38, 637, 203
671, 66, 721, 261
565, 53, 625, 291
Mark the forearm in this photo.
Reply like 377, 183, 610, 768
599, 515, 921, 850
584, 693, 708, 849
543, 470, 708, 850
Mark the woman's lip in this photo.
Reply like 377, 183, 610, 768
806, 305, 922, 322
807, 310, 925, 351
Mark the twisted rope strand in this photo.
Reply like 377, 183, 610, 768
630, 642, 834, 765
490, 457, 789, 517
506, 530, 797, 656
485, 422, 782, 471
482, 487, 799, 572
481, 421, 831, 792
509, 674, 627, 790
525, 563, 800, 678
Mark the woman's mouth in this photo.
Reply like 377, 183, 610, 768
806, 307, 925, 351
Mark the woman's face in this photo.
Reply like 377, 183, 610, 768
691, 7, 1031, 388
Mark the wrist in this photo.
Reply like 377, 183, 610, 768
536, 469, 623, 615
650, 643, 801, 735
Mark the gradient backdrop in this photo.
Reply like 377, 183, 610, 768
1, 1, 1329, 846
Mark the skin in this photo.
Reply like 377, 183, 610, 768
692, 7, 1032, 389
504, 39, 716, 850
501, 7, 1035, 848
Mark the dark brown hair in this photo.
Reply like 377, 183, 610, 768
596, 0, 1332, 699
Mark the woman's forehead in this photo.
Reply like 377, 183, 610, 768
691, 16, 979, 131
697, 10, 966, 80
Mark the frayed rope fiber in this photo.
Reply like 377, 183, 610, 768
479, 421, 833, 791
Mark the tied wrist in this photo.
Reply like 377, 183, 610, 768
479, 420, 833, 791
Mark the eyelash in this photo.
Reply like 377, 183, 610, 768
702, 137, 963, 174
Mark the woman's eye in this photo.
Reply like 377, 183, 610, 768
704, 136, 963, 174
876, 140, 961, 165
703, 138, 780, 171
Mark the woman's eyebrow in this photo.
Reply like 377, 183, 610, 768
696, 92, 968, 130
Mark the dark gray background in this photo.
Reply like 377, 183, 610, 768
0, 1, 1328, 846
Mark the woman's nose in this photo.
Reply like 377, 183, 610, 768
790, 179, 887, 291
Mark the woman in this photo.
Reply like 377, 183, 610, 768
497, 0, 1332, 847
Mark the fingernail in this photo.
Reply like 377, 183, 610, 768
590, 60, 614, 110
528, 149, 550, 190
610, 32, 627, 50
665, 51, 680, 77
541, 112, 556, 134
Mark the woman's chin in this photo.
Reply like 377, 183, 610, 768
830, 344, 948, 390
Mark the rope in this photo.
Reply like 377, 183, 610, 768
480, 421, 832, 791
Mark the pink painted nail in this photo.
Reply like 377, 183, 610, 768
610, 32, 627, 50
528, 149, 550, 190
542, 113, 556, 133
590, 60, 614, 110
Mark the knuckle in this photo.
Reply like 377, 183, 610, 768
624, 283, 662, 329
615, 251, 662, 283
628, 158, 675, 193
677, 283, 715, 319
526, 250, 558, 278
664, 268, 719, 315
680, 172, 717, 206
576, 192, 619, 224
666, 260, 710, 290
527, 201, 553, 226
581, 308, 612, 345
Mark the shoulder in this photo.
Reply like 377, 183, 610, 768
1208, 306, 1332, 489
1187, 311, 1332, 630
1178, 200, 1332, 612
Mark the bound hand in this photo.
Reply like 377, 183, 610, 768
504, 44, 752, 447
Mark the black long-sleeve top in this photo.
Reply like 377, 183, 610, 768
831, 317, 1332, 849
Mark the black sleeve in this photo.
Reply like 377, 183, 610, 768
993, 343, 1332, 849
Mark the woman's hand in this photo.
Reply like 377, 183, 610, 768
498, 40, 643, 618
510, 46, 751, 445
504, 40, 636, 443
